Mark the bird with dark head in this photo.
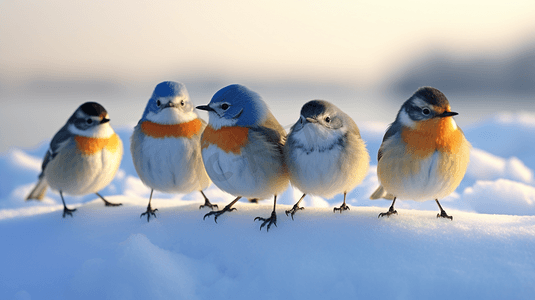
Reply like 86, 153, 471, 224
370, 87, 470, 220
26, 102, 123, 217
284, 100, 370, 218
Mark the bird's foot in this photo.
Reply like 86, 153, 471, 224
437, 210, 453, 221
140, 205, 158, 222
285, 204, 304, 220
203, 204, 236, 223
199, 199, 218, 210
62, 207, 77, 218
102, 199, 122, 207
254, 211, 277, 231
333, 203, 350, 213
378, 208, 397, 218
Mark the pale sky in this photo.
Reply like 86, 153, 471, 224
1, 0, 535, 152
1, 0, 535, 86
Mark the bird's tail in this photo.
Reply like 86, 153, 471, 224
26, 176, 48, 200
369, 185, 395, 200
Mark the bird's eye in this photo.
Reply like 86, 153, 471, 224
325, 116, 331, 123
86, 119, 93, 125
180, 100, 185, 106
221, 103, 229, 110
422, 108, 430, 115
156, 100, 161, 107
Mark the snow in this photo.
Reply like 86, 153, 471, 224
467, 148, 533, 184
1, 112, 535, 299
463, 112, 535, 171
463, 179, 535, 215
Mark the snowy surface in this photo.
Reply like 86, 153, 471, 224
1, 113, 535, 299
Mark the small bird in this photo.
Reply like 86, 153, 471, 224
26, 102, 123, 217
196, 84, 289, 231
284, 100, 370, 218
131, 81, 214, 222
370, 87, 470, 220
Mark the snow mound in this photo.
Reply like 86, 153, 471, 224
463, 179, 535, 215
2, 113, 535, 299
467, 148, 533, 184
1, 200, 534, 300
464, 112, 535, 170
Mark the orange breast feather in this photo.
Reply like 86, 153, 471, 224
401, 117, 463, 158
75, 133, 120, 155
201, 126, 249, 154
141, 119, 202, 139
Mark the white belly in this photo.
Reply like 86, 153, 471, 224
402, 152, 447, 200
201, 144, 287, 199
287, 147, 345, 198
45, 143, 123, 196
132, 135, 210, 193
379, 151, 466, 201
286, 128, 370, 198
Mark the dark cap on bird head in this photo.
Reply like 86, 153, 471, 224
79, 102, 108, 118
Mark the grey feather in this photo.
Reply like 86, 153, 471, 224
26, 176, 48, 200
41, 124, 73, 172
378, 121, 401, 162
250, 110, 287, 150
28, 124, 73, 200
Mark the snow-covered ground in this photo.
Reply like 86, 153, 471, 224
1, 112, 535, 299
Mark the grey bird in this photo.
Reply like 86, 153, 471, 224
284, 100, 370, 218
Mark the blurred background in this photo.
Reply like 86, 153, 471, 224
1, 0, 535, 153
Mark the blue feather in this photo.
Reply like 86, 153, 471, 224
141, 81, 188, 121
209, 84, 268, 126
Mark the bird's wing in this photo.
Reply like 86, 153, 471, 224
41, 125, 73, 174
250, 110, 287, 150
377, 121, 401, 162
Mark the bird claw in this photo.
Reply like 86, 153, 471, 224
62, 207, 77, 218
199, 202, 218, 210
333, 203, 350, 213
378, 209, 397, 218
140, 207, 158, 222
103, 200, 122, 207
97, 193, 122, 207
285, 204, 304, 220
437, 211, 453, 220
255, 211, 277, 231
203, 206, 236, 223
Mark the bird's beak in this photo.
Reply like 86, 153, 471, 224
164, 102, 176, 108
196, 105, 215, 112
439, 111, 459, 118
305, 117, 317, 123
100, 118, 110, 124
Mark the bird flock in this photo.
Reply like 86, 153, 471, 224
26, 82, 470, 231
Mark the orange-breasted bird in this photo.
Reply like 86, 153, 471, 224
26, 102, 123, 217
131, 81, 214, 222
370, 87, 470, 220
197, 84, 289, 231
